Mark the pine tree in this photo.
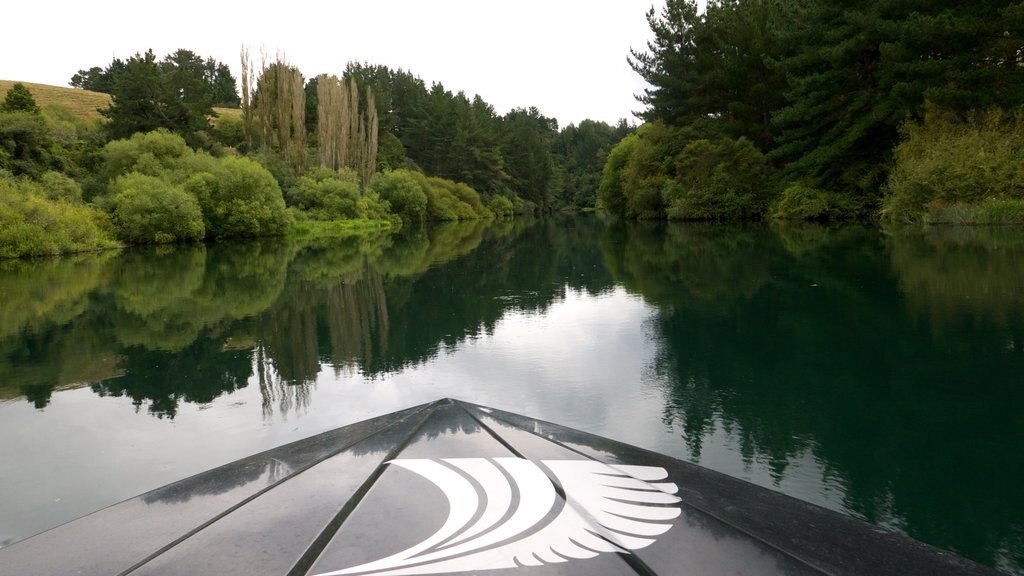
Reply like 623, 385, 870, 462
1, 83, 40, 114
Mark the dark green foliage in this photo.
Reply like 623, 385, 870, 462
630, 0, 786, 150
100, 49, 238, 147
73, 54, 238, 106
109, 173, 205, 244
0, 111, 53, 177
337, 62, 620, 212
626, 0, 1024, 219
554, 119, 633, 209
1, 83, 40, 113
666, 137, 770, 220
771, 183, 859, 221
249, 149, 298, 193
597, 133, 637, 218
502, 107, 558, 209
184, 156, 288, 238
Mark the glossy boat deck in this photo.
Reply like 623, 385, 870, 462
0, 399, 997, 575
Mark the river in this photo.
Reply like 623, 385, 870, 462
0, 216, 1021, 573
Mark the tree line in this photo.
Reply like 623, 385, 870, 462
1, 48, 633, 258
606, 0, 1024, 222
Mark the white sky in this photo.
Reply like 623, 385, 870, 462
2, 1, 667, 128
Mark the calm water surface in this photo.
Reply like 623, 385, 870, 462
1, 217, 1022, 573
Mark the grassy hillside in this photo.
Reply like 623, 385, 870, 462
0, 80, 111, 120
0, 80, 241, 122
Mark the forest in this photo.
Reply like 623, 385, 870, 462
604, 0, 1024, 223
3, 0, 1024, 259
0, 49, 630, 258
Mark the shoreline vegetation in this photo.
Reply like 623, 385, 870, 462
3, 1, 1024, 259
0, 46, 628, 260
604, 0, 1024, 225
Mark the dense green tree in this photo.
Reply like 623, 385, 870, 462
100, 49, 223, 147
501, 107, 558, 209
665, 136, 771, 220
625, 0, 1024, 219
1, 83, 40, 113
553, 119, 632, 208
72, 55, 238, 106
0, 111, 54, 177
69, 61, 125, 93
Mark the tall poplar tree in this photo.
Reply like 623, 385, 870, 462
241, 52, 306, 171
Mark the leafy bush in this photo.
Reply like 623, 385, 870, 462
184, 156, 288, 238
770, 183, 858, 221
291, 167, 362, 220
0, 175, 117, 258
665, 137, 770, 220
418, 173, 487, 221
369, 169, 427, 222
211, 114, 245, 149
99, 129, 192, 182
487, 194, 515, 219
109, 173, 205, 243
38, 171, 83, 203
883, 106, 1024, 222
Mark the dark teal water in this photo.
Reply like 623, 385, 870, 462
0, 217, 1022, 573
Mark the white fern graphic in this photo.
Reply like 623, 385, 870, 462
315, 458, 681, 575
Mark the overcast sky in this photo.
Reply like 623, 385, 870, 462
2, 1, 667, 128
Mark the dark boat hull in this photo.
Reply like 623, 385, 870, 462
0, 399, 997, 575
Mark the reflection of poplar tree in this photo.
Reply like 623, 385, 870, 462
240, 49, 306, 170
316, 74, 379, 186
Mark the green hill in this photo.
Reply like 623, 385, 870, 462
0, 80, 111, 120
0, 80, 241, 122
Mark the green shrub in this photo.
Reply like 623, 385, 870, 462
421, 175, 481, 221
665, 137, 770, 220
184, 156, 288, 238
290, 167, 363, 220
883, 106, 1024, 222
369, 169, 427, 222
487, 194, 515, 219
99, 129, 191, 182
211, 114, 245, 149
109, 173, 205, 244
770, 183, 858, 221
0, 176, 117, 258
38, 171, 83, 203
